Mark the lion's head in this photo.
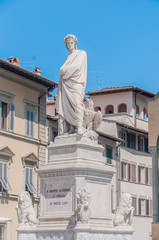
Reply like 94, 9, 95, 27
18, 191, 32, 209
119, 193, 132, 208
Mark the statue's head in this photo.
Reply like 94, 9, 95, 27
120, 193, 132, 207
64, 34, 78, 50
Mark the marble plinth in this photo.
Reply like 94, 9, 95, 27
18, 228, 133, 240
17, 134, 133, 240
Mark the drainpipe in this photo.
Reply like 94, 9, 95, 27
116, 142, 122, 206
134, 92, 137, 127
37, 85, 56, 215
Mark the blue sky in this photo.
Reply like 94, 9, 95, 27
0, 0, 159, 95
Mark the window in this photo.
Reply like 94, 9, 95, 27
0, 162, 11, 193
25, 167, 37, 196
0, 101, 15, 131
138, 198, 153, 216
1, 102, 7, 130
0, 223, 5, 240
26, 110, 34, 137
138, 136, 144, 151
127, 132, 136, 149
118, 103, 127, 113
139, 199, 145, 215
128, 163, 136, 183
138, 166, 145, 184
49, 128, 58, 142
106, 146, 112, 164
143, 107, 148, 120
136, 105, 140, 117
105, 105, 114, 114
121, 162, 136, 182
121, 162, 127, 180
120, 131, 127, 146
138, 136, 148, 152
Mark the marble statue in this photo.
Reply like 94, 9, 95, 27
16, 191, 37, 227
83, 98, 102, 140
113, 193, 134, 227
56, 34, 87, 135
76, 188, 90, 224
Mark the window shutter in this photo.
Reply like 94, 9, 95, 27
25, 168, 29, 183
145, 138, 148, 152
0, 101, 2, 129
150, 200, 153, 217
149, 168, 152, 186
3, 163, 7, 179
26, 111, 30, 136
0, 163, 2, 178
127, 133, 130, 148
9, 104, 15, 131
138, 136, 141, 151
146, 167, 148, 185
138, 198, 141, 215
138, 166, 141, 183
128, 163, 131, 181
30, 111, 34, 137
132, 197, 137, 215
146, 199, 149, 215
132, 164, 136, 183
121, 162, 124, 180
30, 168, 33, 184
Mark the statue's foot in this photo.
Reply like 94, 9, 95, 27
77, 127, 85, 135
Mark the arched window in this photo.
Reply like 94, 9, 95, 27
105, 105, 114, 114
118, 103, 127, 113
136, 105, 140, 117
143, 107, 148, 120
94, 106, 101, 112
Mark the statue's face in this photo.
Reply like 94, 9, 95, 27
66, 39, 76, 51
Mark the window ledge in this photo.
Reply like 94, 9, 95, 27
0, 129, 48, 146
0, 192, 39, 202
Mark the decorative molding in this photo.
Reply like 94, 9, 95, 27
0, 90, 15, 98
0, 146, 15, 157
18, 231, 132, 240
23, 99, 39, 107
39, 169, 112, 182
49, 143, 104, 152
22, 152, 39, 168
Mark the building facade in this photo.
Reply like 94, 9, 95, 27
47, 85, 154, 240
148, 93, 159, 240
0, 58, 57, 240
86, 86, 154, 240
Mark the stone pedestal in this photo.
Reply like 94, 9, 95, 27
17, 134, 133, 240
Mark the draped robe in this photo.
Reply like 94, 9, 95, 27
56, 50, 87, 127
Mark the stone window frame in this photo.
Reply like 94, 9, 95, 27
24, 99, 38, 139
22, 152, 39, 196
0, 146, 14, 193
0, 90, 15, 132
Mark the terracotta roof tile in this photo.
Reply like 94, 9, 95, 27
86, 86, 155, 98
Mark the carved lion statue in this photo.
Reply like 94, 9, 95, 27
113, 193, 134, 227
83, 98, 102, 140
76, 188, 90, 224
16, 191, 37, 226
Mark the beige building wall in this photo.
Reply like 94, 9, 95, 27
0, 70, 49, 240
148, 95, 159, 147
